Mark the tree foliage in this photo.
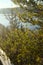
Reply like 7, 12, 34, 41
0, 27, 43, 65
0, 0, 43, 65
12, 0, 43, 27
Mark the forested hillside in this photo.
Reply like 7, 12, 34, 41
0, 0, 43, 65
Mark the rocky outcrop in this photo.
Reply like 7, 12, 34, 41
0, 48, 11, 65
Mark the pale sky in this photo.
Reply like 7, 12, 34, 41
0, 0, 19, 9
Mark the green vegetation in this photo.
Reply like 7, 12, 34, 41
0, 0, 43, 65
0, 26, 43, 65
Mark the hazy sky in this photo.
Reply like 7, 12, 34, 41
0, 0, 19, 9
0, 0, 14, 8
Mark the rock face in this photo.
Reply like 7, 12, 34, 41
0, 48, 11, 65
